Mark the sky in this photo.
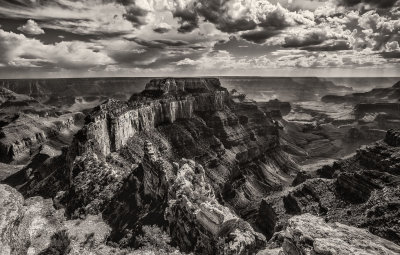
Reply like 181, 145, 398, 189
0, 0, 399, 78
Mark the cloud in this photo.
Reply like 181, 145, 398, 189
153, 23, 172, 33
17, 19, 44, 35
240, 29, 280, 44
169, 0, 315, 36
0, 0, 399, 76
126, 38, 190, 49
0, 0, 136, 35
381, 41, 400, 58
0, 28, 113, 70
337, 0, 399, 8
301, 39, 351, 51
283, 29, 330, 47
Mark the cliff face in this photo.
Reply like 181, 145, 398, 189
72, 90, 229, 157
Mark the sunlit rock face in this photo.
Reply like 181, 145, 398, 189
259, 214, 400, 255
166, 159, 266, 254
70, 78, 230, 157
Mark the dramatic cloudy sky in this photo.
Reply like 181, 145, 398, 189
0, 0, 399, 78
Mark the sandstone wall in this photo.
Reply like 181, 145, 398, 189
78, 91, 229, 156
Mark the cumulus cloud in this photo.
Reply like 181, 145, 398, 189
17, 19, 44, 35
0, 28, 113, 70
169, 0, 315, 36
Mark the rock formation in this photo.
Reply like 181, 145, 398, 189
3, 77, 400, 254
0, 184, 120, 255
256, 129, 400, 245
0, 88, 85, 164
322, 80, 400, 104
259, 214, 400, 255
8, 78, 301, 254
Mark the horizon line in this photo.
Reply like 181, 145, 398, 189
1, 75, 400, 80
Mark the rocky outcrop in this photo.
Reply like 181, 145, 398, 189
259, 214, 400, 255
385, 129, 400, 146
166, 159, 266, 254
0, 183, 143, 255
0, 112, 84, 163
355, 103, 400, 119
258, 99, 291, 116
144, 77, 224, 95
256, 129, 400, 245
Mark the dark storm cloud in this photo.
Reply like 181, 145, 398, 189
240, 29, 280, 44
123, 5, 149, 27
338, 0, 399, 8
196, 1, 257, 33
173, 8, 199, 33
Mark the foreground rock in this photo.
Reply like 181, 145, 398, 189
259, 214, 400, 255
0, 184, 112, 255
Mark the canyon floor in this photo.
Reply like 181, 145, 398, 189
0, 77, 399, 254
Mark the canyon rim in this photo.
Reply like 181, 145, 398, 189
0, 0, 400, 255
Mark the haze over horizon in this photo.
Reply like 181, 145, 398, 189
0, 0, 399, 78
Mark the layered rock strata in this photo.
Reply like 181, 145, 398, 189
72, 90, 228, 157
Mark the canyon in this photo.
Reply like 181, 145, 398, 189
0, 77, 399, 254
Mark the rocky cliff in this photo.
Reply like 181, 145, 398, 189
15, 78, 300, 254
322, 80, 400, 104
71, 78, 229, 157
0, 88, 85, 163
3, 78, 400, 254
256, 129, 400, 245
259, 214, 400, 255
